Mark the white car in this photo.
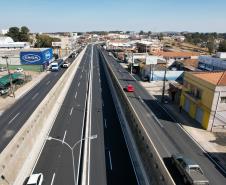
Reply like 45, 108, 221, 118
16, 67, 23, 73
26, 173, 43, 185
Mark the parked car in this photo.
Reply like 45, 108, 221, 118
26, 173, 43, 185
124, 84, 134, 92
0, 66, 7, 72
15, 67, 23, 73
0, 88, 9, 96
171, 154, 209, 185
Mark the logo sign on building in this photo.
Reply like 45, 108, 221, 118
22, 54, 41, 63
52, 42, 62, 47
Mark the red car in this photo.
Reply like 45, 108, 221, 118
125, 84, 134, 92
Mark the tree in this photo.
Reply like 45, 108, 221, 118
207, 40, 215, 54
20, 26, 30, 42
34, 34, 61, 48
218, 40, 226, 52
6, 27, 20, 41
6, 26, 30, 42
139, 30, 144, 35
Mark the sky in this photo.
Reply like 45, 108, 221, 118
1, 0, 226, 33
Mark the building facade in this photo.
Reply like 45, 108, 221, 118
180, 72, 226, 131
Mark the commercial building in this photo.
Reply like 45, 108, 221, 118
20, 48, 53, 69
198, 53, 226, 71
136, 40, 163, 53
180, 71, 226, 131
0, 36, 30, 49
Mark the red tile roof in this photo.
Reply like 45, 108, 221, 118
192, 71, 226, 86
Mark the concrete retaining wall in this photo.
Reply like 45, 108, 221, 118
0, 47, 86, 185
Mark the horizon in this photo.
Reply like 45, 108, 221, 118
1, 0, 226, 33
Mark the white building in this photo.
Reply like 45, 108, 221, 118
0, 36, 30, 49
1, 29, 9, 35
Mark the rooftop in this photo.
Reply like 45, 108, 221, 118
152, 51, 200, 58
192, 71, 226, 86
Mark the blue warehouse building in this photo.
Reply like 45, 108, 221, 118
20, 48, 53, 69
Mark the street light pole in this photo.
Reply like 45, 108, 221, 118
2, 56, 15, 98
161, 58, 168, 103
47, 135, 97, 185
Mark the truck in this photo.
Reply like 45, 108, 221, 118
51, 59, 64, 71
171, 154, 209, 185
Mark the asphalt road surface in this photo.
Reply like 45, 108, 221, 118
0, 51, 78, 153
34, 46, 92, 185
101, 48, 226, 185
89, 45, 138, 185
33, 45, 138, 185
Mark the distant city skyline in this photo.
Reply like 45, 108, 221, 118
1, 0, 226, 33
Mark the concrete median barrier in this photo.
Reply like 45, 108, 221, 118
0, 47, 87, 185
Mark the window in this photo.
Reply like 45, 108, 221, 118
221, 97, 226, 103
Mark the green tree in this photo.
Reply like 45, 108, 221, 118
6, 27, 20, 41
20, 26, 30, 42
6, 26, 30, 42
218, 40, 226, 52
207, 40, 215, 54
34, 34, 61, 48
139, 30, 144, 35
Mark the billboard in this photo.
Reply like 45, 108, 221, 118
52, 42, 62, 47
20, 48, 53, 65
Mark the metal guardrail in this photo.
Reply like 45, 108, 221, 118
100, 50, 176, 185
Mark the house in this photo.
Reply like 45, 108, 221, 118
136, 40, 163, 53
152, 51, 200, 61
180, 71, 226, 131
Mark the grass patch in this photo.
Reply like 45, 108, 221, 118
0, 64, 43, 72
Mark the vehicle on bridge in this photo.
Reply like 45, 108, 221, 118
51, 59, 64, 71
62, 61, 70, 68
26, 173, 43, 185
171, 154, 209, 185
124, 84, 135, 92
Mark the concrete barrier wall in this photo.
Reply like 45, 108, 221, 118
0, 47, 86, 185
101, 50, 176, 185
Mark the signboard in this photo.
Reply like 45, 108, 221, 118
20, 48, 53, 65
52, 42, 62, 47
146, 56, 158, 65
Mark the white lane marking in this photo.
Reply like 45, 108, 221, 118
104, 119, 107, 128
46, 80, 51, 85
80, 74, 82, 79
138, 96, 144, 103
70, 107, 74, 116
8, 112, 20, 125
99, 78, 101, 83
32, 92, 39, 100
50, 173, 56, 185
75, 92, 77, 99
108, 150, 113, 170
62, 130, 67, 144
78, 82, 80, 87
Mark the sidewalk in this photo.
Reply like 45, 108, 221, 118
139, 80, 226, 172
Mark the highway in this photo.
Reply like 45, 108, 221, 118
33, 45, 138, 185
0, 51, 78, 153
100, 48, 226, 185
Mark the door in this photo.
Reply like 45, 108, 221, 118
195, 107, 204, 124
184, 98, 190, 113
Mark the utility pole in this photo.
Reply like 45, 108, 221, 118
161, 58, 168, 103
2, 56, 15, 98
130, 53, 133, 74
